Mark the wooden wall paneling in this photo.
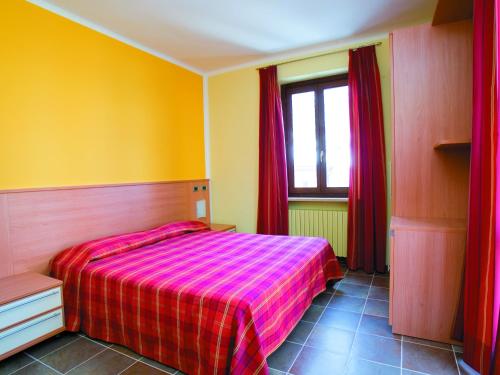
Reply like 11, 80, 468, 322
391, 225, 466, 343
0, 196, 12, 277
390, 32, 397, 224
433, 0, 473, 26
390, 21, 472, 344
0, 180, 210, 277
391, 21, 472, 219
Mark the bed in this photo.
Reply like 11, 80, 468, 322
51, 221, 343, 375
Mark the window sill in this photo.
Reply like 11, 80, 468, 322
288, 197, 348, 203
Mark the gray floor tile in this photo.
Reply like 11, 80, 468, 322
305, 325, 355, 355
358, 315, 401, 339
26, 332, 80, 359
286, 321, 314, 344
67, 348, 135, 374
110, 344, 142, 360
289, 346, 348, 375
347, 358, 401, 375
335, 282, 370, 298
39, 337, 104, 373
351, 333, 401, 367
121, 361, 167, 374
328, 295, 366, 313
403, 341, 458, 375
267, 341, 302, 372
312, 292, 333, 307
140, 357, 178, 374
317, 308, 361, 331
13, 361, 59, 375
0, 352, 33, 374
301, 305, 324, 323
364, 299, 389, 318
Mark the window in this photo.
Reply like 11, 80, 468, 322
281, 74, 350, 198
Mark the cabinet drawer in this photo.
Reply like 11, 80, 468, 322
0, 309, 64, 356
0, 287, 62, 331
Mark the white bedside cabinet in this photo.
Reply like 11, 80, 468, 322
0, 272, 64, 361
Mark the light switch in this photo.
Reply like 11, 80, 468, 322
196, 199, 206, 218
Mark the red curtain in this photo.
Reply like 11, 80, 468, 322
257, 66, 288, 235
346, 46, 387, 274
463, 0, 499, 373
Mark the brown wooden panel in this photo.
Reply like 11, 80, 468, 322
390, 216, 466, 232
433, 0, 473, 26
0, 180, 210, 278
0, 196, 12, 277
391, 21, 472, 220
391, 225, 465, 344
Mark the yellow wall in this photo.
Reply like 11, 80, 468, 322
0, 1, 205, 190
209, 39, 392, 260
209, 68, 260, 233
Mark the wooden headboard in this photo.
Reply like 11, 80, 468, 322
0, 179, 210, 278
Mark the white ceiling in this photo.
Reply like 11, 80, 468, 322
31, 0, 437, 74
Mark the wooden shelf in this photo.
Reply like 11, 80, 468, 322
433, 139, 471, 150
390, 216, 466, 232
432, 0, 472, 26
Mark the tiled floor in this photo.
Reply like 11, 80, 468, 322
0, 266, 470, 375
0, 331, 184, 375
266, 266, 468, 375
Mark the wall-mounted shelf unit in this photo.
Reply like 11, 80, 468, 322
390, 21, 472, 344
433, 139, 471, 151
432, 0, 472, 26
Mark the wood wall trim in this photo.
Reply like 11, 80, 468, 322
0, 179, 208, 194
0, 196, 12, 277
391, 21, 472, 219
0, 179, 210, 278
433, 0, 473, 26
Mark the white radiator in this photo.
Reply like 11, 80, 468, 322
289, 208, 348, 257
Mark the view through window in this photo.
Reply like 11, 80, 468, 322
282, 74, 350, 197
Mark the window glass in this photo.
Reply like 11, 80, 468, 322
324, 86, 350, 187
291, 91, 317, 188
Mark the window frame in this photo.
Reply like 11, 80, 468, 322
281, 73, 349, 198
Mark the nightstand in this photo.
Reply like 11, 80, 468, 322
0, 273, 65, 361
210, 223, 237, 232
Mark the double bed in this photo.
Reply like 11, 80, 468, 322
52, 220, 343, 375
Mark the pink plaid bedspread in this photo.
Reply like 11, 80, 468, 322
51, 221, 343, 375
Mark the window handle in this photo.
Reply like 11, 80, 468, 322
320, 150, 324, 163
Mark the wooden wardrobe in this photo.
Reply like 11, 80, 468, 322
389, 20, 472, 343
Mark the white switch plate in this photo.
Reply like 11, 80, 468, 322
196, 199, 206, 218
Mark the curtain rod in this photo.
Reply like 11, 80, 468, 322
257, 41, 382, 70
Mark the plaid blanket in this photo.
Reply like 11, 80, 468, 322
52, 221, 343, 374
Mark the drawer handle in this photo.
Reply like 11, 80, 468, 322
0, 290, 60, 313
0, 311, 61, 340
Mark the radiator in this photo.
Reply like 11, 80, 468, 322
288, 208, 348, 257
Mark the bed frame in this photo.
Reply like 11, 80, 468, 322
0, 179, 210, 278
